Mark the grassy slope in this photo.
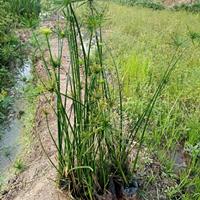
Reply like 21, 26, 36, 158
106, 2, 200, 199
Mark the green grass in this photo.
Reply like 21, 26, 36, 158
107, 3, 200, 199
4, 0, 41, 28
173, 1, 200, 13
6, 0, 41, 19
114, 0, 165, 10
106, 2, 200, 199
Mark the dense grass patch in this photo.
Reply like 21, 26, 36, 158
6, 0, 41, 28
0, 1, 20, 122
106, 2, 200, 199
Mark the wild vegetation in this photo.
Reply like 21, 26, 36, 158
33, 0, 200, 199
106, 3, 200, 199
0, 0, 40, 124
0, 0, 200, 199
0, 0, 20, 123
115, 0, 200, 12
6, 0, 41, 27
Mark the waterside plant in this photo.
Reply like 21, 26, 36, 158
35, 0, 183, 199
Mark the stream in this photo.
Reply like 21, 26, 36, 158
0, 60, 31, 176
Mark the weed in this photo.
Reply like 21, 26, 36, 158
13, 159, 26, 173
6, 0, 41, 20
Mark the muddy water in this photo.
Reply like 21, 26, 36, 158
0, 60, 31, 175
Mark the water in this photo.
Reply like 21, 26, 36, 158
0, 60, 31, 174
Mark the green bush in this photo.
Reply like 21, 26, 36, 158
0, 1, 16, 85
6, 0, 41, 20
107, 2, 200, 199
173, 1, 200, 13
115, 0, 200, 13
114, 0, 165, 10
0, 0, 41, 126
3, 0, 41, 28
0, 0, 22, 122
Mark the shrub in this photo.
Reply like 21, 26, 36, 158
3, 0, 41, 28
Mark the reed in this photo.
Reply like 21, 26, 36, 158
35, 0, 183, 199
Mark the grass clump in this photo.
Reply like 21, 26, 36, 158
13, 159, 26, 173
36, 1, 130, 197
4, 0, 41, 28
34, 0, 182, 199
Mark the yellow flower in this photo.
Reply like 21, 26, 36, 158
60, 30, 66, 38
98, 79, 105, 84
39, 27, 52, 36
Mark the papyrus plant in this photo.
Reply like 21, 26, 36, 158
35, 0, 183, 199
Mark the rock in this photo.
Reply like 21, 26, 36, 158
123, 178, 139, 198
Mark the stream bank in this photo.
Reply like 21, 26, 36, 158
0, 60, 32, 178
0, 14, 69, 198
